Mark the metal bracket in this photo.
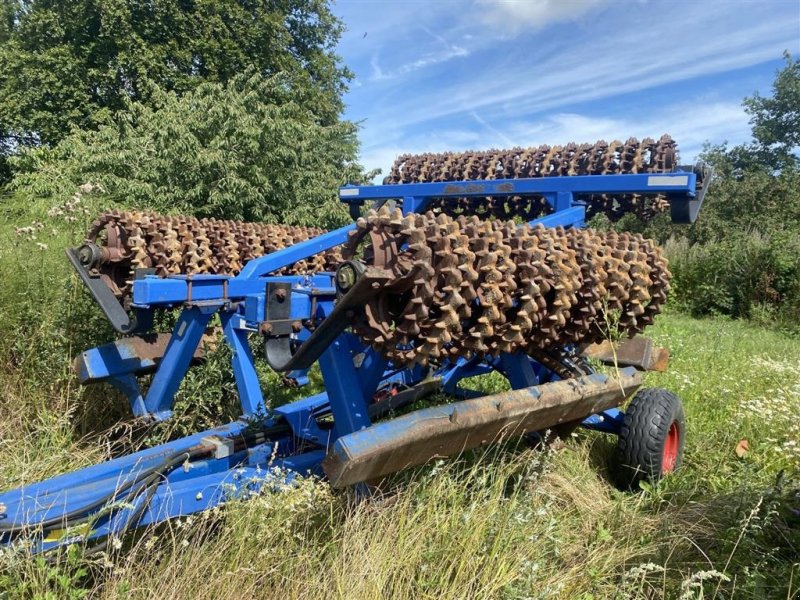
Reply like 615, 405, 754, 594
66, 247, 137, 333
670, 163, 714, 224
580, 336, 669, 372
66, 248, 155, 334
264, 267, 393, 372
263, 282, 294, 335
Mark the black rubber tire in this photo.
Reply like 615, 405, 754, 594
612, 387, 686, 490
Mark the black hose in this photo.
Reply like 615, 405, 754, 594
83, 452, 189, 555
82, 426, 294, 553
2, 424, 290, 544
0, 448, 199, 535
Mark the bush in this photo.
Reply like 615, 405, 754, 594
0, 0, 351, 149
665, 230, 800, 332
688, 166, 800, 246
9, 72, 366, 228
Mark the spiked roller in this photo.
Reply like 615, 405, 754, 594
1, 138, 708, 554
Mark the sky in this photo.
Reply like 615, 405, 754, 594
331, 0, 800, 176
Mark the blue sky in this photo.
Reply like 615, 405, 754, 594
331, 0, 800, 175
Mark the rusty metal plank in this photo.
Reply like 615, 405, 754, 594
580, 337, 669, 372
74, 332, 216, 383
323, 368, 642, 487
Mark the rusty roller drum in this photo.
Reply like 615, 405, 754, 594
385, 135, 686, 221
79, 202, 670, 368
80, 210, 344, 301
343, 206, 670, 367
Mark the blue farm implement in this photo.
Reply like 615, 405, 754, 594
0, 137, 710, 553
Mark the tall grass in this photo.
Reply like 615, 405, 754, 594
0, 191, 798, 598
663, 230, 800, 334
0, 307, 797, 598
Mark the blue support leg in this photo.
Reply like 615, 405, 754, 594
318, 336, 377, 438
346, 338, 390, 401
441, 356, 493, 396
402, 195, 424, 215
108, 374, 147, 417
555, 191, 573, 213
221, 311, 267, 417
581, 408, 625, 433
498, 353, 539, 389
143, 306, 217, 420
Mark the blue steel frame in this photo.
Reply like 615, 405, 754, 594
0, 171, 698, 552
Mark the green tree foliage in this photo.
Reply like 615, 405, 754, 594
0, 0, 350, 150
0, 139, 10, 186
666, 230, 800, 328
688, 166, 800, 244
11, 73, 363, 226
661, 54, 800, 329
702, 53, 800, 174
0, 0, 15, 185
745, 51, 800, 170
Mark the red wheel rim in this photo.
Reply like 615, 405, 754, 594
662, 421, 680, 473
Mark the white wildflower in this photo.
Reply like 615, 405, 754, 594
679, 569, 730, 600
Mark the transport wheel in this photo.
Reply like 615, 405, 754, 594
612, 387, 685, 489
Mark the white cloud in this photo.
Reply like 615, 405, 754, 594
369, 33, 469, 82
470, 111, 516, 147
509, 101, 750, 163
476, 0, 612, 30
355, 3, 797, 134
340, 0, 798, 175
399, 45, 469, 75
369, 53, 386, 81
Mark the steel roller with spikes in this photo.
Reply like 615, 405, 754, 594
343, 207, 669, 368
80, 210, 343, 301
79, 206, 668, 366
385, 135, 696, 221
2, 137, 710, 555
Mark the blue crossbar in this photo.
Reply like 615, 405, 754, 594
339, 172, 697, 203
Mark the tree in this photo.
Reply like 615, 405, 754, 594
10, 73, 364, 227
0, 135, 10, 187
661, 52, 800, 329
693, 53, 800, 243
703, 53, 799, 175
0, 0, 351, 151
744, 52, 800, 171
0, 1, 15, 185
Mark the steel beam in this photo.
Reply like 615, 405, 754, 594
323, 368, 643, 487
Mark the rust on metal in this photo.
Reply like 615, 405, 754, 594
79, 138, 678, 371
82, 211, 343, 300
442, 183, 487, 195
580, 337, 670, 372
343, 206, 670, 367
74, 332, 215, 383
80, 204, 671, 371
386, 135, 697, 221
323, 368, 643, 487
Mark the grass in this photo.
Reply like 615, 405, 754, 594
0, 194, 798, 598
0, 313, 797, 599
